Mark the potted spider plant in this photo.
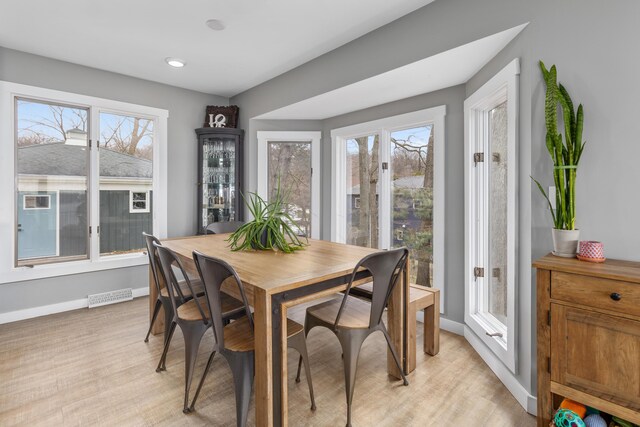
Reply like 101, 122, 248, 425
227, 181, 307, 253
532, 61, 586, 257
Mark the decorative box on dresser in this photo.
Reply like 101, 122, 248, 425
534, 254, 640, 426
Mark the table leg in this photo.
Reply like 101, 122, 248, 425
254, 287, 274, 427
149, 265, 164, 336
386, 257, 409, 378
280, 304, 289, 426
424, 289, 440, 356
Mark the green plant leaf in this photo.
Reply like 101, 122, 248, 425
531, 176, 559, 228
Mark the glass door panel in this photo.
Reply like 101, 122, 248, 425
487, 101, 508, 326
202, 135, 237, 230
390, 125, 434, 287
345, 134, 379, 248
268, 141, 311, 237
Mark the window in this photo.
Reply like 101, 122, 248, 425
331, 106, 445, 306
257, 131, 321, 239
464, 59, 519, 372
0, 81, 168, 283
129, 191, 150, 213
24, 195, 51, 210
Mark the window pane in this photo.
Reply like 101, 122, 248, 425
268, 142, 311, 237
99, 112, 153, 255
346, 135, 379, 248
488, 101, 508, 325
16, 99, 89, 265
391, 126, 434, 287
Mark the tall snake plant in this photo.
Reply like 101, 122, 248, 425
532, 61, 586, 230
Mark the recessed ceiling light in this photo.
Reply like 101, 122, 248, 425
206, 19, 226, 31
165, 57, 186, 68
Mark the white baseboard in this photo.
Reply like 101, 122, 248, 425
0, 286, 149, 325
464, 325, 537, 416
416, 311, 465, 336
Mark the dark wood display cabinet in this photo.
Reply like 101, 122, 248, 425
195, 127, 244, 235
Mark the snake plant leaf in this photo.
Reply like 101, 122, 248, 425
544, 66, 559, 137
539, 60, 551, 83
558, 84, 576, 138
575, 104, 584, 163
531, 176, 559, 228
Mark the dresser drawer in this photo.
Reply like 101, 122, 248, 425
551, 271, 640, 317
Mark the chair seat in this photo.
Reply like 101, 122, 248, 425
223, 316, 304, 352
306, 296, 371, 329
176, 293, 244, 321
159, 278, 204, 299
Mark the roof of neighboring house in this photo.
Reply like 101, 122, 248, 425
17, 143, 152, 178
349, 175, 425, 195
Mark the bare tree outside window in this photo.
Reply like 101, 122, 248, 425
391, 125, 434, 288
346, 134, 379, 248
268, 141, 311, 237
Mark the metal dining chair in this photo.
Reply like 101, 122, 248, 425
143, 232, 204, 347
188, 251, 316, 427
206, 221, 244, 235
298, 247, 410, 427
153, 242, 245, 413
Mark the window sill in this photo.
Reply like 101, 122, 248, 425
0, 252, 149, 285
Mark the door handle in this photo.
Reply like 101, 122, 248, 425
486, 332, 503, 338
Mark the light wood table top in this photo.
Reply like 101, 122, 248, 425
162, 234, 378, 294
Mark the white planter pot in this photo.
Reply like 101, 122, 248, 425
551, 228, 580, 257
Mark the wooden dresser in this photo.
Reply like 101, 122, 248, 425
534, 254, 640, 426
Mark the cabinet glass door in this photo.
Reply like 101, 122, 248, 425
201, 135, 237, 231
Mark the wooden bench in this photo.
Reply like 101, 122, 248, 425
351, 282, 440, 373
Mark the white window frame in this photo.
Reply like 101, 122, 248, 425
256, 131, 321, 240
23, 194, 51, 210
464, 58, 519, 372
330, 106, 446, 311
129, 190, 150, 214
0, 80, 168, 284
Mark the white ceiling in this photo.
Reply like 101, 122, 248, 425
0, 0, 436, 97
256, 24, 527, 120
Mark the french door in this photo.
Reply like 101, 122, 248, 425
332, 107, 445, 293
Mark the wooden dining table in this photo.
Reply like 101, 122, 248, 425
150, 234, 411, 427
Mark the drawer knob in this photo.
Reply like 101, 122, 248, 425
610, 292, 622, 301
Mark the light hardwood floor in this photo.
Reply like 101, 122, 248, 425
0, 297, 535, 426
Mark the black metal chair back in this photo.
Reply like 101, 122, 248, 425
143, 232, 165, 296
192, 250, 253, 350
154, 242, 207, 323
206, 221, 245, 235
337, 247, 409, 329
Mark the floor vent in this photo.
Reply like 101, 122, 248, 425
88, 288, 133, 308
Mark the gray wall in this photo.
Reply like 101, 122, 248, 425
0, 46, 227, 313
231, 0, 640, 399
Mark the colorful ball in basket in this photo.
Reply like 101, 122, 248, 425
578, 241, 604, 260
583, 414, 607, 427
559, 399, 587, 418
554, 409, 586, 427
